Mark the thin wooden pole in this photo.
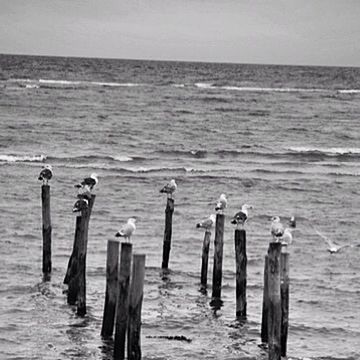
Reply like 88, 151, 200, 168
101, 240, 120, 338
211, 214, 225, 300
76, 195, 95, 315
41, 184, 52, 277
128, 254, 146, 360
261, 255, 269, 343
235, 229, 247, 318
114, 243, 133, 360
161, 198, 174, 269
64, 195, 96, 284
280, 245, 290, 357
267, 242, 282, 360
67, 216, 81, 304
200, 230, 211, 290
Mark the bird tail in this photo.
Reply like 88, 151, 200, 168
74, 184, 82, 189
230, 219, 237, 225
38, 176, 43, 181
115, 231, 124, 237
196, 223, 202, 228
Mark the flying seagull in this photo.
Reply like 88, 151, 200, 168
115, 217, 137, 242
231, 204, 253, 228
315, 230, 360, 254
196, 214, 216, 231
270, 216, 285, 241
38, 165, 53, 185
160, 179, 177, 198
72, 198, 89, 213
215, 194, 227, 214
75, 173, 99, 191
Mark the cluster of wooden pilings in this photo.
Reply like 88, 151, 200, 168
101, 241, 146, 360
41, 183, 290, 360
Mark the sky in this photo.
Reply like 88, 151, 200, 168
0, 0, 359, 67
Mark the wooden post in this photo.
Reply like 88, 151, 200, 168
200, 230, 211, 290
280, 245, 290, 357
76, 195, 95, 316
67, 216, 82, 304
41, 184, 52, 277
128, 254, 146, 360
64, 195, 96, 284
267, 242, 282, 360
235, 229, 247, 318
211, 214, 225, 300
261, 255, 269, 343
114, 243, 132, 360
161, 198, 174, 269
101, 240, 120, 338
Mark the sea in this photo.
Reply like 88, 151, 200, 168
0, 54, 359, 360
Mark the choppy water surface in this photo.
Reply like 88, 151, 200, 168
0, 54, 360, 359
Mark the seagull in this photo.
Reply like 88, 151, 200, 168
281, 228, 294, 245
270, 216, 285, 241
72, 198, 89, 213
115, 217, 137, 242
215, 194, 227, 214
38, 165, 53, 185
75, 173, 99, 191
196, 214, 216, 231
288, 216, 296, 228
315, 230, 360, 254
231, 204, 253, 228
160, 179, 177, 198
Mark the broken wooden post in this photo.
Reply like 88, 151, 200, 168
235, 228, 247, 318
268, 242, 282, 360
161, 198, 174, 269
101, 239, 120, 338
114, 243, 132, 360
41, 184, 52, 278
280, 244, 290, 357
128, 254, 146, 360
261, 254, 269, 343
200, 230, 211, 290
211, 213, 225, 300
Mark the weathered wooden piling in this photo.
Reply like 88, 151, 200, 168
114, 243, 133, 360
128, 254, 146, 360
261, 254, 269, 343
64, 195, 96, 285
267, 242, 282, 360
101, 240, 120, 338
280, 245, 290, 357
41, 184, 52, 277
161, 198, 174, 269
67, 216, 82, 304
211, 213, 225, 300
200, 230, 211, 290
235, 229, 247, 318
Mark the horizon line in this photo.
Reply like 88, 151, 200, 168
1, 52, 359, 69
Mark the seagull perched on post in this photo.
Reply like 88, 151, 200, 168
215, 194, 227, 214
231, 204, 253, 228
38, 165, 53, 185
160, 179, 177, 198
196, 214, 216, 231
72, 198, 89, 213
75, 173, 99, 191
315, 230, 360, 254
115, 217, 137, 242
270, 216, 285, 242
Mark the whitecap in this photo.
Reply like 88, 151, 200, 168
0, 154, 46, 162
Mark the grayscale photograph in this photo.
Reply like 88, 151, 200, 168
0, 1, 359, 359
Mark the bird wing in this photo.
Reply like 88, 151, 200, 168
315, 230, 336, 248
201, 218, 214, 229
120, 222, 135, 237
271, 222, 284, 237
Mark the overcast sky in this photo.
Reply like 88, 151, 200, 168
1, 0, 359, 66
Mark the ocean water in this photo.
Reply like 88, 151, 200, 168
0, 54, 360, 360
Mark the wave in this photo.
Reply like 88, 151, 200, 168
287, 146, 360, 157
6, 78, 144, 89
155, 149, 208, 158
220, 85, 325, 93
0, 154, 46, 163
338, 89, 360, 94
